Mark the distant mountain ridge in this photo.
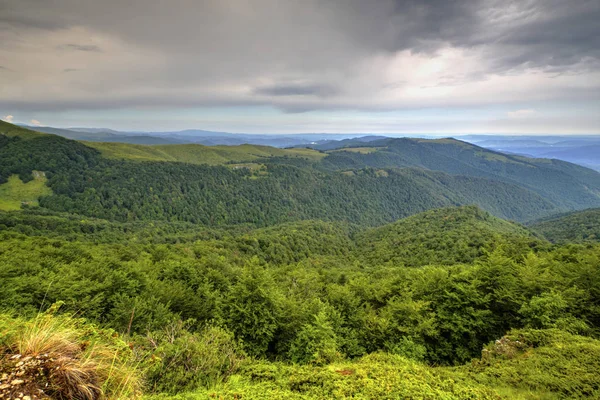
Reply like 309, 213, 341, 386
305, 136, 600, 211
20, 124, 379, 148
2, 120, 600, 225
460, 135, 600, 171
16, 124, 600, 171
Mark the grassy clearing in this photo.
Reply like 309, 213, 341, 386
475, 150, 524, 164
228, 163, 266, 174
85, 142, 326, 165
0, 173, 52, 211
423, 138, 475, 148
0, 120, 46, 140
329, 147, 383, 154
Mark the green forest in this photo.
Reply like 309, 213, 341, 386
2, 122, 600, 399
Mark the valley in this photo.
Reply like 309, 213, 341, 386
1, 121, 600, 399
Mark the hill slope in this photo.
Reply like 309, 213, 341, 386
541, 145, 600, 171
316, 137, 600, 211
357, 206, 542, 266
530, 208, 600, 243
2, 121, 599, 224
0, 120, 44, 140
86, 141, 325, 165
28, 125, 184, 144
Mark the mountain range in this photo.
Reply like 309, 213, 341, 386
2, 120, 600, 225
20, 124, 600, 171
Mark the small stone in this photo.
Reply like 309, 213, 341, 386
23, 396, 31, 400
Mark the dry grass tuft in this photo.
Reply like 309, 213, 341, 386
0, 313, 143, 399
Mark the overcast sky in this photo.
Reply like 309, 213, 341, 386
0, 0, 599, 134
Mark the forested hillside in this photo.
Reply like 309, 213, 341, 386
2, 121, 600, 399
530, 208, 600, 243
316, 137, 600, 210
357, 206, 543, 267
1, 206, 600, 399
4, 121, 600, 225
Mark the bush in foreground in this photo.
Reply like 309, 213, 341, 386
0, 313, 142, 399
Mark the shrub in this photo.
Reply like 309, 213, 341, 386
288, 311, 341, 365
144, 322, 244, 394
468, 329, 600, 399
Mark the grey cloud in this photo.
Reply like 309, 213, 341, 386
0, 5, 65, 31
254, 83, 339, 98
59, 44, 102, 52
0, 0, 598, 113
483, 1, 600, 72
4, 1, 598, 71
344, 0, 600, 73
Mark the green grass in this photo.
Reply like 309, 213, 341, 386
475, 151, 524, 164
420, 138, 474, 148
329, 147, 383, 154
85, 142, 326, 165
0, 120, 326, 165
0, 173, 52, 211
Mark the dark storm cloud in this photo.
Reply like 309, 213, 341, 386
0, 0, 598, 113
3, 0, 597, 70
364, 0, 600, 72
484, 0, 600, 72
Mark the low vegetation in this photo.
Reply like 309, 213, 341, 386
0, 205, 599, 398
0, 312, 142, 399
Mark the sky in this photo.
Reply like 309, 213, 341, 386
0, 0, 599, 134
